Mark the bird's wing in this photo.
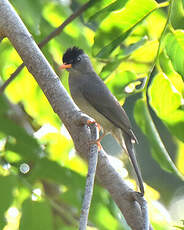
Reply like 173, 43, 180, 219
79, 73, 135, 139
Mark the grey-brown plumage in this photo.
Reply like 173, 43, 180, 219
62, 47, 144, 195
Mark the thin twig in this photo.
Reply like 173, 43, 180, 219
0, 63, 24, 93
0, 0, 91, 94
38, 1, 91, 48
79, 123, 99, 230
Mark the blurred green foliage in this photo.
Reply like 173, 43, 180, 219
0, 0, 184, 229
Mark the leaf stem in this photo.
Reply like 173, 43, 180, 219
158, 1, 169, 8
143, 0, 174, 97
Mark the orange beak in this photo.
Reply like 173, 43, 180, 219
60, 63, 72, 69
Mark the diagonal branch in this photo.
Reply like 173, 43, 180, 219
0, 1, 150, 229
0, 63, 24, 93
38, 1, 91, 48
0, 0, 91, 94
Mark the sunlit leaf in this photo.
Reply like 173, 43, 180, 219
165, 30, 184, 79
159, 51, 184, 94
106, 71, 137, 100
130, 40, 158, 63
0, 39, 17, 78
93, 0, 158, 57
165, 110, 184, 142
6, 69, 61, 128
159, 50, 176, 75
149, 72, 184, 141
90, 204, 119, 230
42, 2, 69, 27
149, 73, 182, 117
146, 9, 166, 39
88, 0, 129, 25
176, 141, 184, 174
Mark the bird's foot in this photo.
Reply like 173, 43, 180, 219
87, 120, 103, 151
89, 139, 102, 151
86, 120, 101, 130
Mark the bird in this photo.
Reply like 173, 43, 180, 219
60, 47, 144, 195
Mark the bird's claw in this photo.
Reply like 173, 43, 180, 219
87, 119, 103, 151
89, 139, 102, 151
86, 119, 101, 131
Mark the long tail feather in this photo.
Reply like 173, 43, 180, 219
123, 132, 144, 195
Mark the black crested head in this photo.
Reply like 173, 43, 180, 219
63, 47, 84, 64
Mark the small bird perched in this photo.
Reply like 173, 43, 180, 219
60, 47, 144, 195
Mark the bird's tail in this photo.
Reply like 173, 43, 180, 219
123, 132, 144, 195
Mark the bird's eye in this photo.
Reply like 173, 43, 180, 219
76, 56, 81, 62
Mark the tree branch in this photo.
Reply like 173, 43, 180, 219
0, 0, 91, 94
0, 1, 150, 229
79, 123, 99, 230
132, 192, 153, 230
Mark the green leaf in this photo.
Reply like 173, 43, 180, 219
10, 0, 43, 35
28, 158, 85, 188
27, 158, 85, 206
163, 110, 184, 142
134, 98, 183, 179
100, 60, 122, 80
0, 94, 42, 161
96, 31, 130, 58
19, 199, 53, 230
83, 0, 114, 23
0, 175, 17, 229
149, 72, 184, 142
174, 225, 184, 230
90, 203, 119, 230
106, 71, 137, 100
0, 95, 9, 115
170, 0, 184, 30
159, 50, 175, 76
88, 0, 129, 25
159, 51, 184, 94
149, 73, 182, 117
100, 36, 147, 79
0, 116, 41, 160
93, 0, 158, 57
27, 158, 113, 214
165, 30, 184, 79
